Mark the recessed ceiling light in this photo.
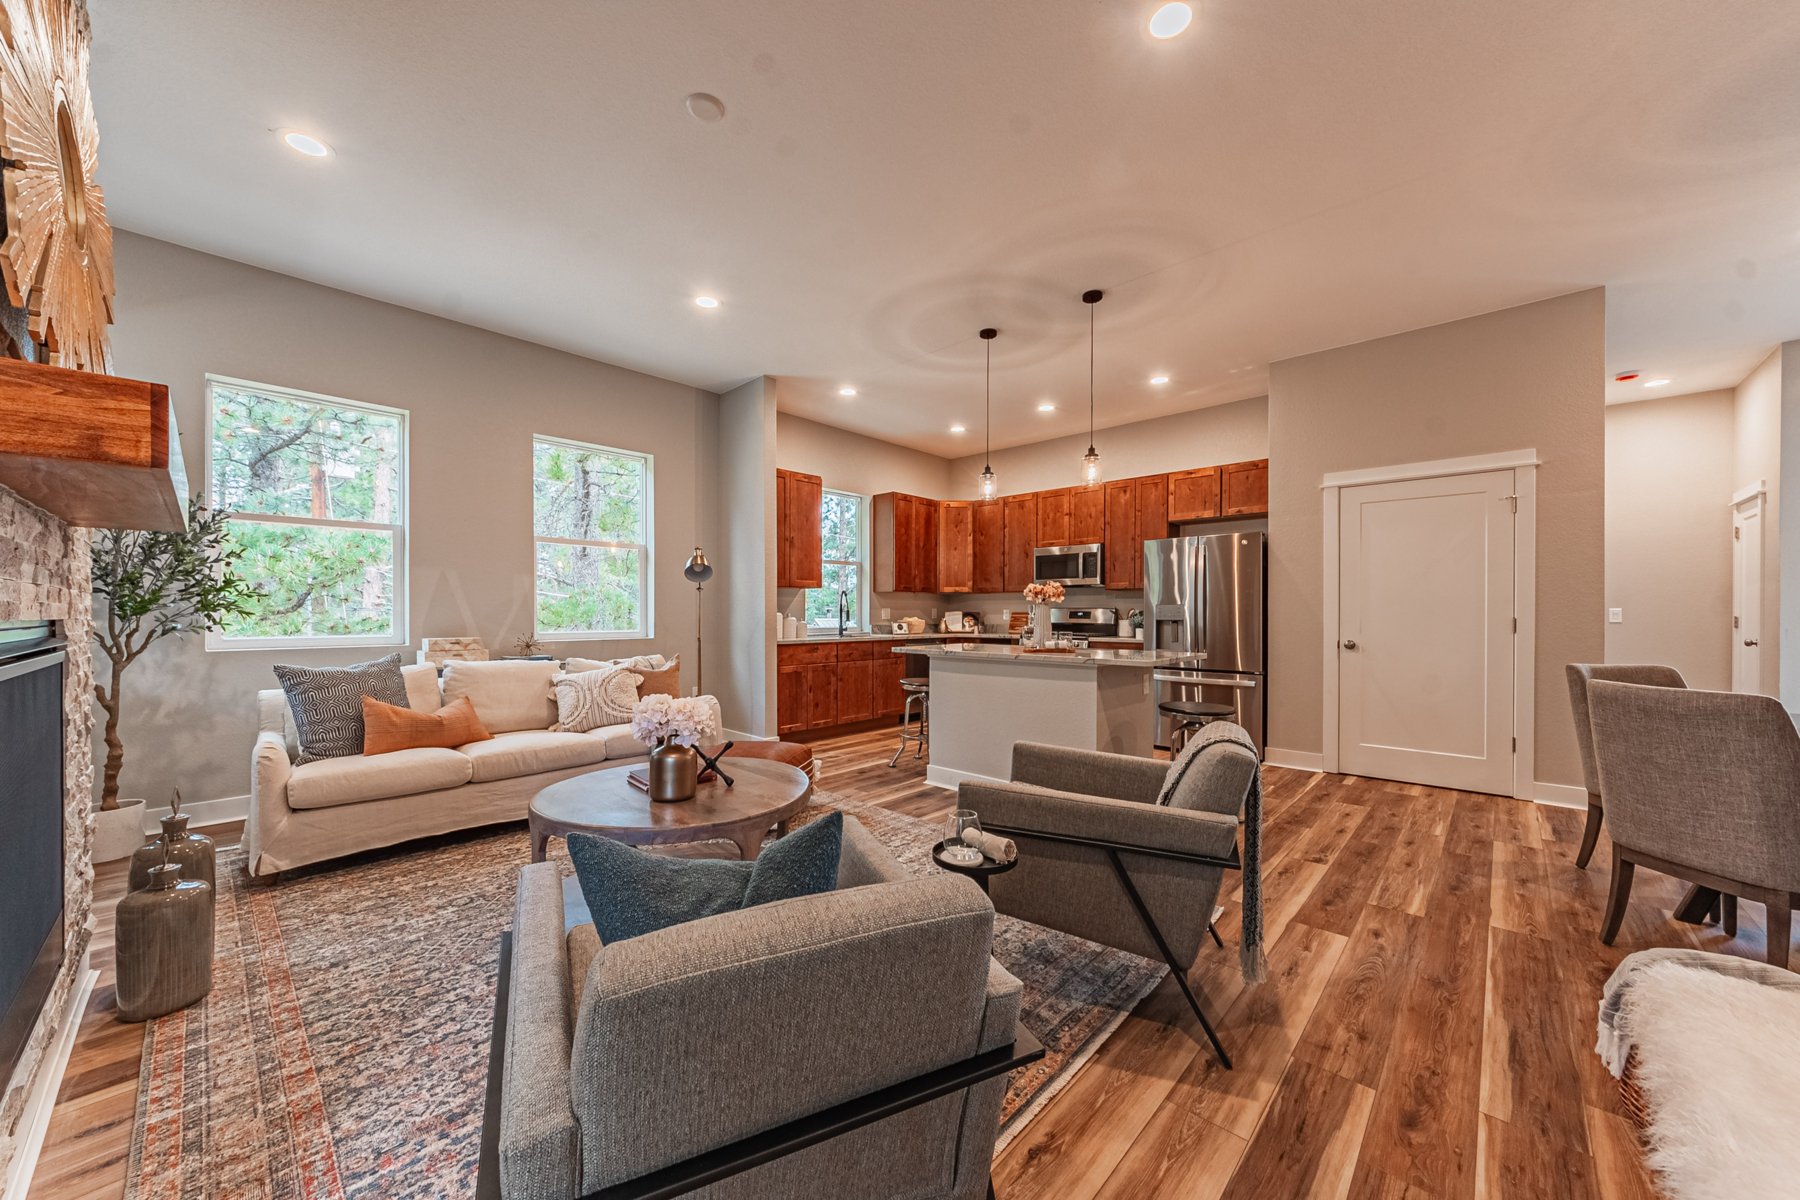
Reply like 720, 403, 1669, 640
685, 93, 726, 123
693, 295, 720, 309
1037, 402, 1056, 412
1149, 375, 1170, 385
950, 424, 967, 434
838, 386, 857, 397
282, 131, 332, 158
1644, 378, 1671, 387
1148, 2, 1193, 39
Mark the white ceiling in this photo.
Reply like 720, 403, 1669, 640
87, 1, 1800, 452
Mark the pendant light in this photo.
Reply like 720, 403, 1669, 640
1081, 289, 1104, 485
978, 327, 999, 499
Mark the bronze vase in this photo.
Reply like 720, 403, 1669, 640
128, 812, 216, 892
647, 740, 698, 802
115, 863, 214, 1022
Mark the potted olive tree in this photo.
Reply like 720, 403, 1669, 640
90, 499, 257, 860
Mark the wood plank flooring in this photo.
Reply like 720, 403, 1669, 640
30, 727, 1773, 1198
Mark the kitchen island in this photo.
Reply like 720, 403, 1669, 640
896, 642, 1202, 788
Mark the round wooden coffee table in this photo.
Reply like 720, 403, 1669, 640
529, 758, 813, 863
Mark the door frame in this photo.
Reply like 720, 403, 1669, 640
1321, 448, 1539, 799
1730, 480, 1766, 693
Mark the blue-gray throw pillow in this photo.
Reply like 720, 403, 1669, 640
568, 812, 844, 944
273, 653, 410, 764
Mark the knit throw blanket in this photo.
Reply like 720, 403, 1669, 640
1165, 722, 1267, 983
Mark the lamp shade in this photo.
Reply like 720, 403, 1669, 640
683, 547, 714, 584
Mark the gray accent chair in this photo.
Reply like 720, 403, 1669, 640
1565, 663, 1687, 869
1587, 679, 1800, 968
955, 740, 1255, 1068
490, 815, 1026, 1200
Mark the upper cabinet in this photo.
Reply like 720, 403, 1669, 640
1103, 480, 1137, 590
1167, 467, 1220, 523
937, 500, 975, 593
972, 499, 1006, 594
873, 491, 939, 592
1002, 492, 1037, 591
775, 468, 823, 589
1036, 488, 1072, 547
1070, 485, 1105, 544
1221, 459, 1269, 517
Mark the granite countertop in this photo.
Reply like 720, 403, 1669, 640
893, 642, 1203, 669
776, 631, 1016, 645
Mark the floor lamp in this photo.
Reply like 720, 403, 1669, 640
683, 547, 714, 696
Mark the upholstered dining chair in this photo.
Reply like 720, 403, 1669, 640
1586, 679, 1800, 968
1565, 663, 1687, 869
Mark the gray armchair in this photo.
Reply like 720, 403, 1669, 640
956, 740, 1256, 1068
1565, 663, 1687, 869
484, 816, 1032, 1199
1587, 680, 1800, 968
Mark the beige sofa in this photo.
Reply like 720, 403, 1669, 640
248, 659, 721, 878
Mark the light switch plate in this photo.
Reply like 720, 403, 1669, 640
1608, 608, 1623, 623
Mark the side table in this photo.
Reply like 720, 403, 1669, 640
930, 840, 1018, 894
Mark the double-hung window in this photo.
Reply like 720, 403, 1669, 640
533, 436, 653, 639
806, 489, 865, 630
206, 376, 407, 650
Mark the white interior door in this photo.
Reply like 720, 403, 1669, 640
1732, 496, 1763, 693
1337, 469, 1516, 794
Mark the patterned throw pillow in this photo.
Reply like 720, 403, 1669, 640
273, 653, 410, 764
550, 667, 644, 733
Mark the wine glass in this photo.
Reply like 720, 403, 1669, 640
942, 808, 984, 865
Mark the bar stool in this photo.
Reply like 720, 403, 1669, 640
1159, 699, 1237, 754
889, 677, 930, 767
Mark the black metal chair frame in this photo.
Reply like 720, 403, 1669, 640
981, 823, 1238, 1070
475, 933, 1045, 1200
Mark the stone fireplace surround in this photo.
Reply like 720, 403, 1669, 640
0, 483, 95, 1185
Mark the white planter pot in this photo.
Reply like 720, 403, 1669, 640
92, 798, 148, 863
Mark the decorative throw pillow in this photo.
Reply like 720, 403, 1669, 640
273, 654, 410, 764
567, 812, 844, 944
550, 667, 644, 733
362, 695, 492, 755
564, 653, 666, 674
634, 655, 681, 698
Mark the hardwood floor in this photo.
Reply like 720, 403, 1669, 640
30, 727, 1766, 1198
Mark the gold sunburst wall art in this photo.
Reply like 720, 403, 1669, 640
0, 0, 113, 372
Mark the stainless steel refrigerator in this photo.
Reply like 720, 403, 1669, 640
1144, 532, 1266, 751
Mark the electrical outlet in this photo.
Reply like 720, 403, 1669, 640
1608, 607, 1623, 623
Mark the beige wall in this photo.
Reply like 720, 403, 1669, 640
945, 396, 1269, 498
1605, 391, 1734, 689
719, 378, 778, 735
1734, 347, 1781, 693
110, 232, 722, 806
777, 412, 952, 498
1267, 288, 1605, 787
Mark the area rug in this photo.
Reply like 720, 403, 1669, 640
125, 791, 1165, 1199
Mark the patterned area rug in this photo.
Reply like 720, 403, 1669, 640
125, 792, 1165, 1198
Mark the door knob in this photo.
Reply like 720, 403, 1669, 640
1745, 638, 1759, 647
1341, 639, 1357, 650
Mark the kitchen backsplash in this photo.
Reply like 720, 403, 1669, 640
778, 585, 1145, 635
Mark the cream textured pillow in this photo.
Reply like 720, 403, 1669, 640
551, 668, 644, 733
564, 654, 666, 674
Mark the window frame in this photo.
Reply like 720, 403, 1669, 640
808, 488, 869, 631
531, 433, 656, 642
203, 374, 410, 653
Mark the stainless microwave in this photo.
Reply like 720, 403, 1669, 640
1033, 543, 1103, 587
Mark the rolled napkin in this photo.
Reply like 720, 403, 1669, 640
963, 829, 1016, 864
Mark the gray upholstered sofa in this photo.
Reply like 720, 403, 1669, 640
495, 815, 1023, 1199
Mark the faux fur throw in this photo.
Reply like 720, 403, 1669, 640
1599, 953, 1800, 1200
1162, 722, 1267, 983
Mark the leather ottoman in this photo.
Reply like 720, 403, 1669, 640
721, 739, 817, 781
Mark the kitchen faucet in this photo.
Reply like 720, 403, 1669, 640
838, 588, 851, 637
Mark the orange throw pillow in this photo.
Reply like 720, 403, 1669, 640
361, 694, 492, 755
635, 657, 681, 697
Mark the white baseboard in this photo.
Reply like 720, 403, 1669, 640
1263, 747, 1325, 772
2, 954, 96, 1200
923, 764, 1004, 791
144, 792, 250, 833
1531, 781, 1588, 810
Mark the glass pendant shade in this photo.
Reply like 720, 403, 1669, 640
978, 465, 998, 499
1081, 447, 1102, 485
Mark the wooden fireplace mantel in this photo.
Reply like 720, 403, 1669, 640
0, 357, 186, 531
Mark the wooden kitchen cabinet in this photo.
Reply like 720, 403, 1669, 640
1071, 484, 1105, 544
775, 468, 823, 588
1104, 478, 1139, 589
834, 643, 875, 722
1003, 493, 1038, 591
1221, 459, 1269, 516
972, 500, 1006, 593
1166, 467, 1220, 523
1136, 473, 1170, 553
1036, 488, 1072, 547
874, 492, 939, 592
875, 646, 909, 717
937, 501, 974, 593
